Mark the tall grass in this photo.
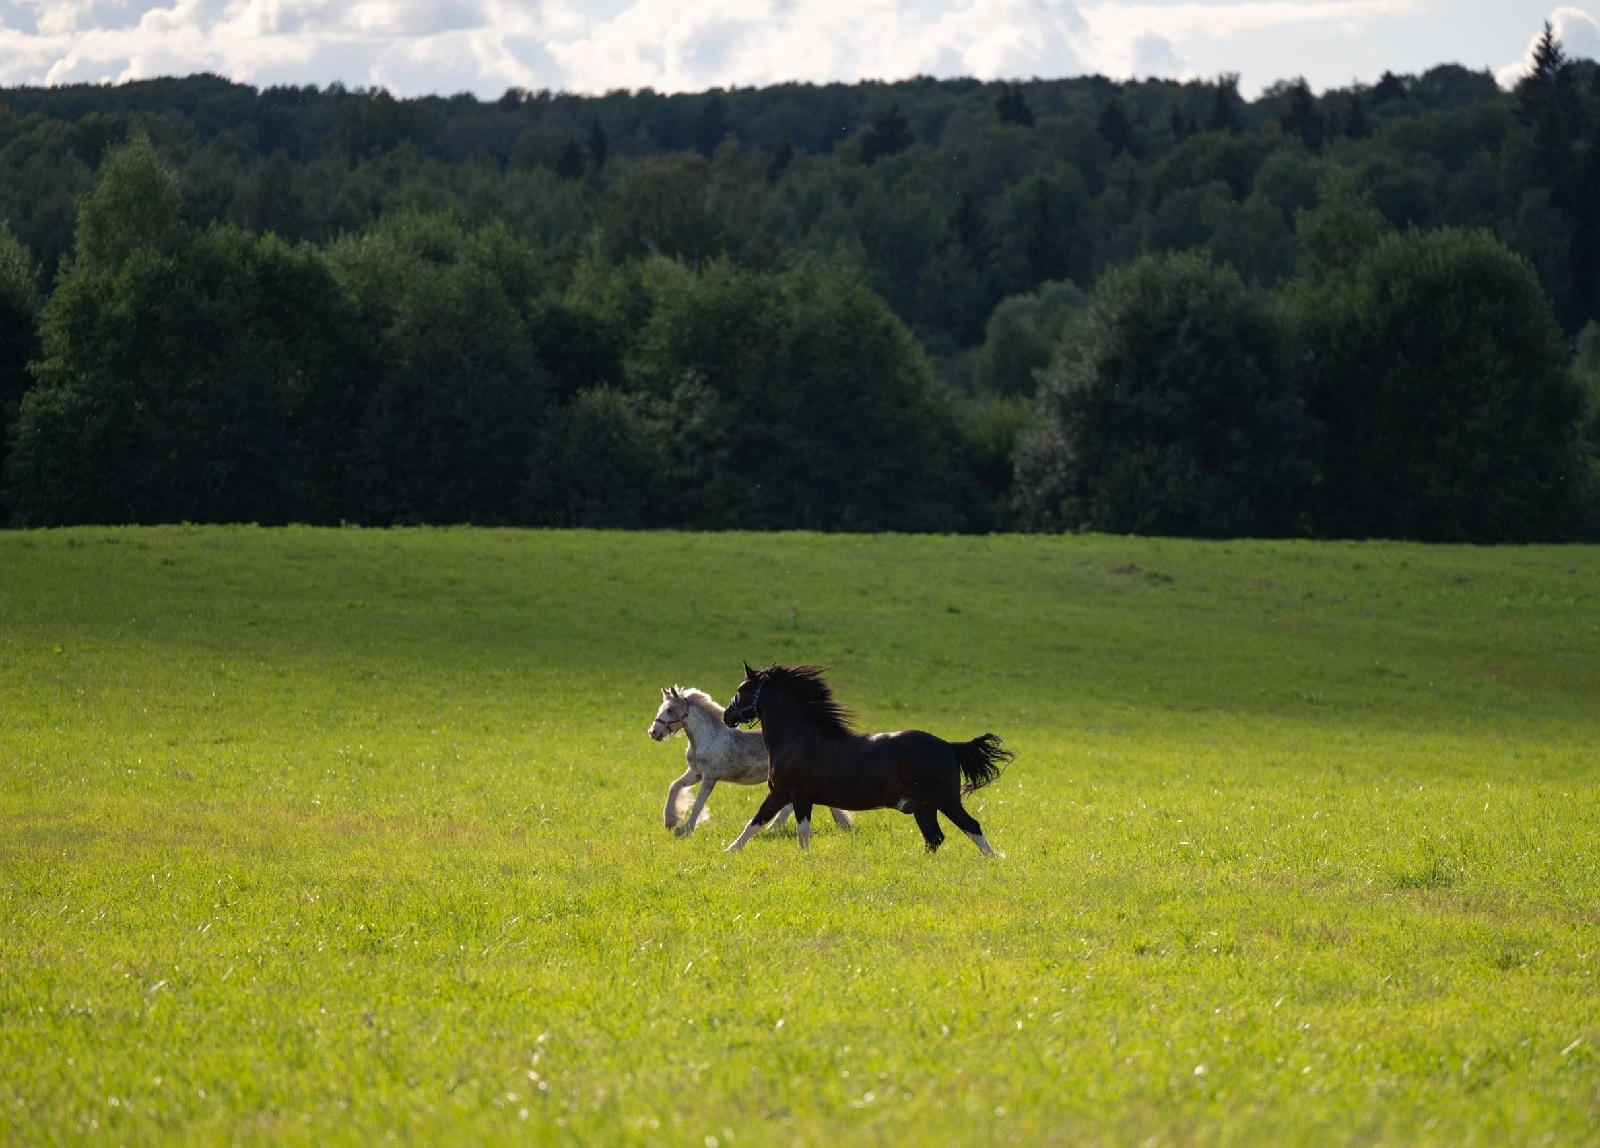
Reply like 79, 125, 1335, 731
2, 527, 1597, 1144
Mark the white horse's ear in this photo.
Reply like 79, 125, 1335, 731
661, 686, 670, 697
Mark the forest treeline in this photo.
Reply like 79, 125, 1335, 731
2, 25, 1599, 538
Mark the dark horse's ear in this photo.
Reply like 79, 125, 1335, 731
743, 659, 757, 679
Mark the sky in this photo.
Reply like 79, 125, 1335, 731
0, 0, 1595, 101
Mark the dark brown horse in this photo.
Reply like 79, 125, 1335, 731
721, 661, 1011, 855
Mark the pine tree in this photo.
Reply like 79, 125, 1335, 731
952, 193, 995, 269
1280, 80, 1323, 151
1516, 22, 1579, 224
996, 84, 1034, 127
1024, 179, 1071, 284
587, 122, 609, 173
860, 104, 916, 164
1168, 101, 1194, 141
1371, 71, 1407, 105
694, 95, 730, 159
1342, 94, 1372, 139
766, 137, 795, 183
1205, 75, 1240, 133
1097, 96, 1135, 157
555, 137, 584, 181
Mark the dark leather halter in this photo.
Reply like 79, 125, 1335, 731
725, 676, 764, 725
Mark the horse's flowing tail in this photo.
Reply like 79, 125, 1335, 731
954, 733, 1013, 794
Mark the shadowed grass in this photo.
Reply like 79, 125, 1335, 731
1, 527, 1597, 1144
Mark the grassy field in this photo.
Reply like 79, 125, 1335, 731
1, 526, 1598, 1146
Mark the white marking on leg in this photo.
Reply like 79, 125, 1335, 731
726, 820, 763, 852
831, 808, 855, 829
675, 779, 715, 837
796, 819, 812, 850
966, 831, 999, 857
769, 804, 793, 830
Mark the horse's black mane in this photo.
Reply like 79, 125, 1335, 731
763, 663, 856, 737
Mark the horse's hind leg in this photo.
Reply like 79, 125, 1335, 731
913, 806, 945, 853
829, 808, 855, 830
936, 796, 1000, 857
791, 796, 815, 850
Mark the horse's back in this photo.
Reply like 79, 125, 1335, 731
692, 726, 769, 784
864, 728, 955, 758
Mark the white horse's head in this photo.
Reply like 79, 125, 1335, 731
648, 686, 692, 741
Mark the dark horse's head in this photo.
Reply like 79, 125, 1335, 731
723, 660, 768, 727
723, 661, 855, 734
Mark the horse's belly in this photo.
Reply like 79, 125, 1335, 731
691, 741, 768, 785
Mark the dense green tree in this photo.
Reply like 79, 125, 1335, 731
1371, 71, 1407, 105
859, 104, 916, 164
973, 279, 1083, 397
1168, 101, 1197, 141
73, 132, 184, 271
521, 387, 671, 527
1096, 96, 1135, 157
766, 137, 795, 182
1294, 167, 1389, 281
7, 227, 346, 525
6, 139, 350, 525
608, 256, 980, 530
0, 225, 41, 483
1015, 252, 1315, 536
1278, 80, 1323, 151
555, 137, 584, 180
1205, 75, 1241, 133
322, 213, 552, 524
597, 148, 764, 268
1, 61, 1598, 533
996, 84, 1033, 128
1336, 92, 1372, 139
1290, 227, 1587, 541
694, 94, 731, 158
1576, 324, 1600, 531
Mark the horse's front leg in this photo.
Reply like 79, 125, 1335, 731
674, 778, 716, 837
726, 788, 791, 852
663, 767, 697, 830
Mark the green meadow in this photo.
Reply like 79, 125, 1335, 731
1, 526, 1597, 1146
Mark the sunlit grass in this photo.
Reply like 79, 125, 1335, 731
1, 526, 1597, 1144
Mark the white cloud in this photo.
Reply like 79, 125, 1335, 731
540, 0, 1089, 93
0, 0, 1559, 99
1131, 32, 1186, 78
1497, 6, 1600, 87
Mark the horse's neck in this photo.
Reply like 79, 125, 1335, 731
681, 700, 729, 748
762, 690, 834, 746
